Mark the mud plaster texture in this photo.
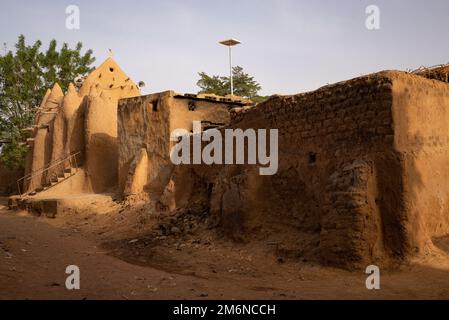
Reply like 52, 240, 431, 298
22, 58, 140, 196
117, 91, 233, 199
118, 70, 449, 269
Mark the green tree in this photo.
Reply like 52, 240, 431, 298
197, 66, 265, 100
196, 72, 228, 97
0, 35, 95, 169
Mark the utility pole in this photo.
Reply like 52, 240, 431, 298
219, 38, 241, 96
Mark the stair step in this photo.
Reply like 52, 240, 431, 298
16, 152, 81, 199
27, 171, 76, 196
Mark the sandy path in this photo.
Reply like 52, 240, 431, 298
1, 204, 449, 300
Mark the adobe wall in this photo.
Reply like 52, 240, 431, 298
117, 70, 449, 269
116, 72, 398, 268
169, 96, 231, 132
117, 91, 233, 198
49, 84, 83, 169
84, 88, 120, 193
118, 92, 171, 197
22, 57, 140, 196
391, 73, 449, 254
190, 71, 449, 269
83, 58, 140, 193
173, 71, 397, 269
27, 85, 63, 192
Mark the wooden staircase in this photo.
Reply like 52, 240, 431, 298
17, 152, 81, 197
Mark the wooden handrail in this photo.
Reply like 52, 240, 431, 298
17, 151, 81, 197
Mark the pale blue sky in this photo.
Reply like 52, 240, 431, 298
1, 0, 449, 96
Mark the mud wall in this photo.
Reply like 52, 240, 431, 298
117, 73, 399, 268
170, 97, 231, 132
117, 92, 233, 197
391, 73, 449, 254
118, 92, 171, 197
198, 71, 449, 269
117, 71, 449, 269
84, 88, 120, 193
181, 72, 397, 269
23, 57, 140, 196
27, 85, 63, 192
83, 59, 140, 193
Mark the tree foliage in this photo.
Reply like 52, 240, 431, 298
197, 66, 264, 100
0, 35, 95, 169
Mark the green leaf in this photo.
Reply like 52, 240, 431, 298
196, 66, 262, 99
0, 35, 95, 169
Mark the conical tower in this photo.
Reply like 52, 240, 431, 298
21, 55, 141, 196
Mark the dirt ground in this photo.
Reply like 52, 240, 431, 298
1, 196, 449, 300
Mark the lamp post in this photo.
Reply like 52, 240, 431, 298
219, 38, 241, 96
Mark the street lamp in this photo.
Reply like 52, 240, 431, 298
219, 38, 241, 96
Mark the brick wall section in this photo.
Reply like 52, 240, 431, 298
118, 71, 449, 269
224, 71, 397, 268
252, 71, 394, 154
201, 71, 449, 269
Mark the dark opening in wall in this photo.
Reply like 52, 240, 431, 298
207, 183, 214, 195
309, 152, 317, 164
188, 102, 196, 111
109, 67, 114, 72
152, 101, 158, 112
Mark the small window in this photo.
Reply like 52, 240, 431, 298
207, 183, 214, 195
309, 152, 317, 164
188, 101, 196, 111
152, 101, 158, 112
109, 67, 114, 72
